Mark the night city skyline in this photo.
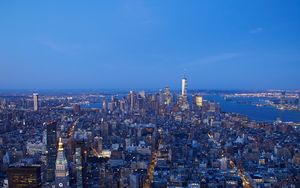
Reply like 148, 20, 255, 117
1, 1, 300, 188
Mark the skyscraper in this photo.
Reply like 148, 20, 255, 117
94, 136, 103, 154
182, 76, 187, 97
55, 138, 70, 188
129, 91, 136, 113
139, 90, 146, 98
46, 121, 57, 183
75, 141, 86, 188
164, 86, 172, 105
193, 95, 203, 107
180, 76, 189, 110
33, 93, 39, 111
102, 99, 108, 113
101, 121, 109, 144
7, 165, 42, 188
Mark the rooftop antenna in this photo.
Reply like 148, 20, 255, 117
183, 68, 187, 79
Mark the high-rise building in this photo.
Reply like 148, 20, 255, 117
119, 99, 126, 112
128, 91, 136, 112
149, 94, 160, 115
55, 138, 70, 188
75, 141, 85, 188
75, 149, 83, 188
7, 165, 42, 188
139, 90, 146, 98
102, 99, 107, 112
101, 121, 109, 144
182, 76, 187, 97
164, 86, 172, 105
94, 136, 103, 154
33, 93, 39, 111
180, 76, 189, 110
158, 89, 163, 104
46, 121, 57, 183
281, 91, 286, 104
137, 94, 145, 112
194, 95, 203, 107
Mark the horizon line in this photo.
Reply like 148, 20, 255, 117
0, 88, 299, 93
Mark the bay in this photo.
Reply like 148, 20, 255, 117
204, 94, 300, 123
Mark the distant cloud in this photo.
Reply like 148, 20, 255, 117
249, 27, 263, 34
184, 53, 240, 67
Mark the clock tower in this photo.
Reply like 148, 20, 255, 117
55, 138, 70, 188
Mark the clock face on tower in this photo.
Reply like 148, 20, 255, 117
59, 183, 64, 187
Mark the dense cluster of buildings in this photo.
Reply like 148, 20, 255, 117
0, 77, 299, 188
226, 91, 300, 112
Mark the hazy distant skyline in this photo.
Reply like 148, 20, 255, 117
0, 1, 300, 90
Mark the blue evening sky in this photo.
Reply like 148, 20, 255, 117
0, 1, 299, 90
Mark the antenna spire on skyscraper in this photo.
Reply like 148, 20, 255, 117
183, 69, 187, 79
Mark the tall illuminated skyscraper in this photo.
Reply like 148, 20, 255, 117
33, 93, 39, 111
181, 76, 187, 97
180, 76, 189, 110
55, 138, 70, 188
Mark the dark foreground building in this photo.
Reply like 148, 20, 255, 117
46, 121, 57, 183
7, 165, 42, 188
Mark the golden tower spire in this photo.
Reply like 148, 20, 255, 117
58, 137, 64, 151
